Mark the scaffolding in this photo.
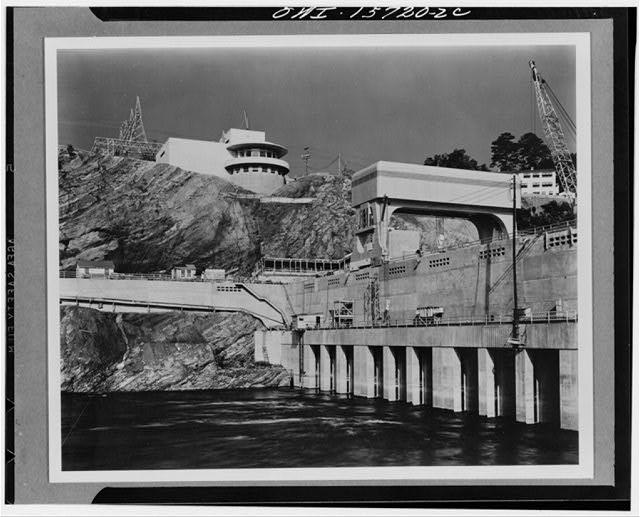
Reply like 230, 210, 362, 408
363, 277, 380, 326
91, 137, 163, 161
332, 300, 354, 328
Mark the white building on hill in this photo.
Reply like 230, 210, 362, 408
518, 169, 559, 196
155, 128, 289, 195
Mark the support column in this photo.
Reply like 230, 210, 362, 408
559, 349, 579, 431
335, 345, 349, 394
478, 348, 496, 417
406, 347, 421, 405
383, 346, 398, 401
432, 347, 462, 411
319, 345, 332, 391
354, 346, 375, 398
302, 344, 318, 389
458, 348, 478, 412
516, 349, 536, 424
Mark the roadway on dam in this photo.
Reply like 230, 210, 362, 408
59, 276, 289, 328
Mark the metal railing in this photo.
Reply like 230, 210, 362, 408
302, 310, 577, 331
61, 295, 286, 327
61, 271, 205, 281
518, 218, 577, 237
91, 137, 163, 161
59, 270, 290, 285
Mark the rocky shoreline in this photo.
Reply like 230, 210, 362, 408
60, 306, 290, 393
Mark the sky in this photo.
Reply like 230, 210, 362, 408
57, 44, 576, 177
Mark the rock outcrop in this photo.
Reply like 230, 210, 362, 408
59, 149, 356, 275
60, 306, 290, 393
258, 174, 354, 260
59, 150, 263, 276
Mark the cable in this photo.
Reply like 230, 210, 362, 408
308, 156, 339, 172
545, 83, 576, 132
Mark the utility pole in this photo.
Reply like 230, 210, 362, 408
510, 173, 520, 346
301, 146, 310, 175
338, 153, 342, 175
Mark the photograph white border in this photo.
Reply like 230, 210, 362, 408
45, 32, 593, 484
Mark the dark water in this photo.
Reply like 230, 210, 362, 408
61, 389, 578, 470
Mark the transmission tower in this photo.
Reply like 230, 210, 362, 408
119, 96, 148, 143
529, 60, 576, 196
301, 146, 311, 175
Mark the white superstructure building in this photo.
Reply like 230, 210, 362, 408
155, 128, 290, 195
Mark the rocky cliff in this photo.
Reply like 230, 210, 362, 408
59, 150, 262, 276
59, 149, 355, 275
259, 174, 354, 259
61, 306, 290, 393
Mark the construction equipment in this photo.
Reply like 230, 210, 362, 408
413, 306, 444, 326
332, 300, 354, 328
529, 60, 577, 196
293, 313, 325, 330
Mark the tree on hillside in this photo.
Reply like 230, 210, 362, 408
490, 132, 519, 171
423, 148, 488, 171
490, 131, 555, 172
517, 200, 575, 230
516, 132, 554, 170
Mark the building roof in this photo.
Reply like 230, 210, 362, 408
174, 264, 196, 270
516, 168, 555, 174
77, 260, 115, 268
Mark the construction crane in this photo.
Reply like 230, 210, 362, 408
529, 60, 577, 196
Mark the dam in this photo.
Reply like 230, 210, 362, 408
59, 161, 579, 431
253, 161, 579, 431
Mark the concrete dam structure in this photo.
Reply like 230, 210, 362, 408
254, 161, 579, 431
59, 161, 579, 430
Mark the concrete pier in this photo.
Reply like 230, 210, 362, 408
383, 346, 397, 401
372, 347, 383, 398
319, 345, 334, 392
406, 347, 432, 406
335, 345, 353, 394
406, 347, 421, 405
478, 348, 497, 417
457, 348, 478, 412
516, 349, 536, 424
256, 324, 578, 431
302, 345, 320, 389
353, 346, 375, 397
432, 347, 462, 412
559, 349, 579, 431
478, 349, 516, 418
382, 347, 406, 402
516, 349, 560, 425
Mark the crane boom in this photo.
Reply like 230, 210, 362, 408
529, 60, 577, 196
